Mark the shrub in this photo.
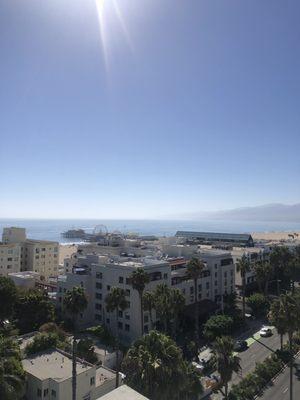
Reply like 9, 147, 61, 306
86, 325, 116, 347
246, 293, 269, 317
203, 314, 234, 341
25, 333, 59, 355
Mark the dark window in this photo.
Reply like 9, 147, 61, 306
95, 314, 102, 321
215, 280, 218, 286
95, 303, 102, 310
90, 377, 95, 385
144, 315, 149, 323
106, 318, 110, 324
125, 324, 130, 331
51, 390, 56, 398
125, 289, 130, 296
118, 322, 123, 329
163, 273, 168, 279
198, 284, 202, 291
119, 276, 124, 283
126, 278, 131, 285
206, 282, 209, 289
44, 389, 48, 397
96, 293, 102, 300
190, 286, 194, 294
221, 258, 233, 266
215, 272, 217, 278
37, 389, 42, 397
96, 272, 102, 279
125, 314, 130, 320
96, 282, 102, 289
144, 325, 149, 333
118, 310, 123, 318
107, 285, 111, 291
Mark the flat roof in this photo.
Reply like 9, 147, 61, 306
22, 350, 92, 381
175, 231, 253, 241
96, 385, 149, 400
25, 239, 59, 245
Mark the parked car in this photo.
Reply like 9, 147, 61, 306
259, 327, 272, 337
234, 340, 248, 352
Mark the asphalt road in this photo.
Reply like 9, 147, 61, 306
211, 330, 287, 399
258, 359, 300, 400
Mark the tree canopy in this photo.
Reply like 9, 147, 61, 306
0, 277, 17, 326
203, 314, 234, 341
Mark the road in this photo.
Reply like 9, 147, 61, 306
210, 329, 287, 399
258, 358, 300, 400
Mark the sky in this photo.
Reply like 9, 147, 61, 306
0, 0, 300, 219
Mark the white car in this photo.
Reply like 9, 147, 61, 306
259, 327, 272, 337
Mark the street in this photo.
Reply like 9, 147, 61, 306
210, 328, 287, 399
258, 358, 300, 400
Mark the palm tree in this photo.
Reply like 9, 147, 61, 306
63, 287, 88, 400
186, 257, 205, 342
212, 336, 241, 400
253, 260, 272, 296
105, 287, 128, 387
143, 291, 156, 330
236, 255, 250, 321
153, 284, 171, 333
169, 288, 185, 339
270, 246, 292, 295
130, 268, 150, 336
269, 294, 300, 400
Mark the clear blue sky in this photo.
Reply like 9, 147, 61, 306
1, 0, 300, 219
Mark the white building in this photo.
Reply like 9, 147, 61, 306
231, 246, 270, 294
57, 248, 235, 343
22, 349, 117, 400
96, 385, 149, 400
1, 227, 59, 281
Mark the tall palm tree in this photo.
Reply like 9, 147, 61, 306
253, 260, 272, 296
169, 288, 185, 339
186, 257, 205, 342
270, 246, 292, 295
63, 287, 88, 400
130, 268, 150, 336
153, 284, 171, 333
269, 294, 300, 400
236, 255, 250, 321
212, 336, 241, 400
143, 291, 156, 330
105, 287, 128, 387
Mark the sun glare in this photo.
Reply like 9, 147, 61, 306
95, 0, 134, 76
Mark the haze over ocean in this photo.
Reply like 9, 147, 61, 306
0, 219, 300, 244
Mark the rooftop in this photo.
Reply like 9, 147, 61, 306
22, 349, 92, 381
96, 385, 149, 400
175, 231, 253, 242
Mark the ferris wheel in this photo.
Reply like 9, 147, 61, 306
93, 224, 108, 235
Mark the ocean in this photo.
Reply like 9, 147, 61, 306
0, 218, 300, 244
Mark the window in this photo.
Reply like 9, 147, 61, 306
95, 303, 102, 310
215, 280, 218, 286
198, 284, 202, 291
107, 285, 111, 291
96, 272, 102, 279
190, 286, 194, 294
144, 325, 149, 333
144, 315, 149, 323
90, 377, 95, 386
224, 271, 227, 278
125, 289, 130, 296
198, 293, 202, 300
119, 276, 124, 284
118, 310, 123, 318
118, 322, 123, 329
96, 282, 102, 290
95, 314, 102, 321
125, 324, 130, 332
163, 273, 168, 279
106, 318, 110, 324
7, 257, 12, 261
44, 389, 49, 397
37, 389, 42, 397
125, 313, 130, 320
215, 264, 218, 269
42, 248, 46, 251
96, 293, 102, 300
206, 282, 209, 289
126, 278, 131, 285
51, 390, 56, 397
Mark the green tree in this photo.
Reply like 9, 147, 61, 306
14, 289, 55, 333
203, 314, 234, 341
143, 291, 156, 330
186, 257, 205, 342
269, 294, 300, 400
236, 255, 251, 321
77, 339, 97, 364
253, 260, 272, 296
129, 268, 149, 336
153, 284, 171, 333
246, 293, 269, 317
212, 336, 241, 400
0, 336, 25, 400
0, 277, 17, 328
63, 287, 88, 400
105, 287, 128, 387
25, 332, 60, 355
122, 330, 202, 400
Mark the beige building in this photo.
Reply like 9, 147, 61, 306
22, 349, 117, 400
1, 227, 59, 281
0, 242, 21, 277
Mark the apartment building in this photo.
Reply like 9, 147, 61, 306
0, 242, 21, 277
1, 227, 59, 281
22, 349, 117, 400
232, 246, 270, 294
57, 249, 235, 343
